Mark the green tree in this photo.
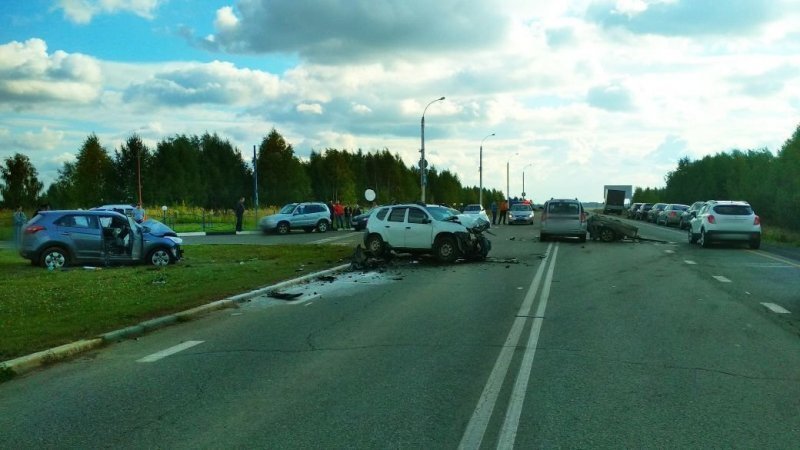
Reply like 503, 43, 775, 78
0, 153, 44, 208
150, 135, 203, 205
73, 134, 113, 206
109, 134, 151, 204
256, 129, 311, 206
199, 133, 250, 210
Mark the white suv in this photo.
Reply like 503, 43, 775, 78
364, 203, 491, 262
688, 200, 761, 249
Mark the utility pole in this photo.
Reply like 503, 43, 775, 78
253, 145, 259, 227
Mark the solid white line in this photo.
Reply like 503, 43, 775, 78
311, 233, 358, 244
684, 260, 697, 265
760, 302, 791, 314
713, 275, 732, 283
458, 243, 554, 450
137, 340, 204, 363
497, 245, 559, 449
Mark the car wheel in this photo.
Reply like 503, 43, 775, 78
276, 222, 290, 235
365, 234, 384, 257
700, 229, 712, 248
578, 233, 587, 243
749, 237, 761, 249
599, 227, 616, 242
148, 248, 172, 266
688, 227, 699, 244
316, 220, 329, 233
40, 247, 68, 269
435, 236, 458, 263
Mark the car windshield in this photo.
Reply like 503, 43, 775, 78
464, 205, 481, 212
279, 203, 298, 214
511, 204, 532, 211
426, 205, 457, 221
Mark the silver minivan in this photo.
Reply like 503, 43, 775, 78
539, 198, 587, 242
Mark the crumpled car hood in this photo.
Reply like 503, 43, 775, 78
141, 219, 178, 237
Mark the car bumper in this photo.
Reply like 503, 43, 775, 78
706, 231, 761, 241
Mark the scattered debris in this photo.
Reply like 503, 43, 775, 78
318, 275, 336, 282
267, 291, 303, 300
487, 257, 520, 264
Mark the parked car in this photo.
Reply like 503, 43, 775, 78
19, 210, 183, 269
647, 203, 667, 222
364, 203, 491, 262
627, 203, 642, 218
462, 204, 491, 225
636, 203, 653, 220
91, 204, 136, 217
688, 200, 761, 249
656, 204, 689, 226
539, 198, 587, 242
508, 203, 535, 225
259, 202, 331, 234
679, 201, 706, 229
350, 208, 372, 231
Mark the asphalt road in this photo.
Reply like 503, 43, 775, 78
2, 217, 799, 448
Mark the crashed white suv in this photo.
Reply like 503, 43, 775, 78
364, 203, 491, 262
688, 200, 761, 249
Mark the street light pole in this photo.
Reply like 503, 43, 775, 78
420, 96, 445, 203
522, 163, 532, 199
479, 132, 494, 208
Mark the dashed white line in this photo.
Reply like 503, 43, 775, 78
664, 249, 675, 254
137, 340, 204, 363
712, 275, 731, 283
760, 302, 791, 314
684, 260, 697, 265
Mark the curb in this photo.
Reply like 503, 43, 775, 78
0, 263, 352, 380
177, 231, 260, 237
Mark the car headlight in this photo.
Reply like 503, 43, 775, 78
166, 236, 183, 245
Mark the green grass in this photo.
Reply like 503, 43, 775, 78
0, 244, 354, 361
763, 226, 800, 246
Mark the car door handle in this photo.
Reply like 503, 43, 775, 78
385, 225, 390, 228
60, 232, 70, 236
405, 227, 411, 229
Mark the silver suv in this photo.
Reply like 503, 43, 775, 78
19, 210, 183, 268
259, 202, 331, 234
540, 198, 587, 242
688, 200, 761, 249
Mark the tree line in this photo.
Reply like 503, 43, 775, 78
632, 123, 800, 231
0, 129, 506, 212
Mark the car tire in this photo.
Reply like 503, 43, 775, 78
435, 236, 459, 263
316, 220, 329, 233
365, 234, 385, 257
700, 229, 712, 248
749, 237, 761, 249
688, 227, 698, 244
599, 227, 616, 242
148, 248, 172, 266
276, 222, 290, 235
578, 233, 587, 243
40, 246, 69, 269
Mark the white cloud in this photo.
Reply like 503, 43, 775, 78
54, 0, 163, 24
297, 103, 323, 115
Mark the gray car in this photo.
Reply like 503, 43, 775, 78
539, 198, 587, 242
259, 202, 331, 234
508, 203, 534, 225
19, 210, 183, 269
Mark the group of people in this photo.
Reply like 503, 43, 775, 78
490, 200, 510, 225
327, 201, 362, 230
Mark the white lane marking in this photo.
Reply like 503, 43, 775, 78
497, 245, 560, 449
304, 301, 315, 307
137, 341, 204, 363
684, 260, 697, 265
311, 233, 357, 244
760, 303, 791, 314
664, 249, 675, 254
458, 243, 554, 450
713, 275, 732, 283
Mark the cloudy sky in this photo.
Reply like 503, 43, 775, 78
2, 0, 800, 203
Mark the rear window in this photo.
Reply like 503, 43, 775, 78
547, 202, 580, 215
673, 205, 689, 211
375, 208, 389, 221
388, 207, 407, 222
713, 205, 752, 215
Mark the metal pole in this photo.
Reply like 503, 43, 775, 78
253, 145, 259, 228
506, 161, 510, 207
420, 97, 445, 203
137, 146, 142, 206
479, 133, 494, 207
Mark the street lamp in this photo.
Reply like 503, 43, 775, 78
479, 133, 494, 208
420, 96, 445, 203
522, 163, 532, 199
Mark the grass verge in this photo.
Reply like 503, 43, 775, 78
0, 244, 353, 361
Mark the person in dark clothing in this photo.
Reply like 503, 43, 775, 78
235, 197, 245, 232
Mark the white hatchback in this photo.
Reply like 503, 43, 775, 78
688, 200, 761, 249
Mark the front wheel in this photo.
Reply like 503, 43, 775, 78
365, 234, 385, 257
316, 220, 329, 233
435, 236, 459, 263
148, 248, 172, 266
276, 222, 290, 235
40, 247, 69, 269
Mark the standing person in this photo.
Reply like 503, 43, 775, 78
344, 204, 352, 230
235, 197, 245, 232
500, 200, 509, 225
328, 201, 336, 230
133, 203, 145, 223
334, 201, 345, 230
13, 206, 27, 248
490, 201, 498, 225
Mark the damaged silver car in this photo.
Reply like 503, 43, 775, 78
363, 203, 491, 263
